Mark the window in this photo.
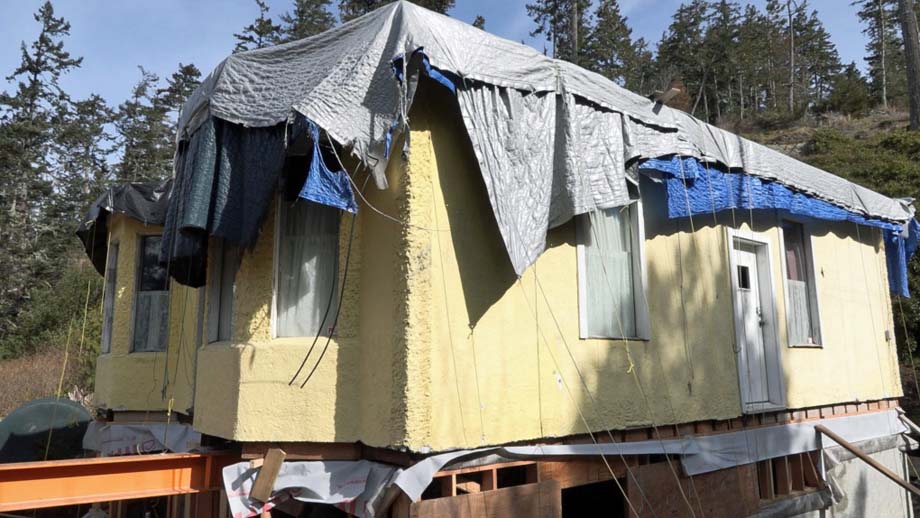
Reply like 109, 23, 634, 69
132, 235, 169, 352
274, 199, 340, 338
781, 221, 821, 346
101, 242, 119, 354
577, 203, 649, 340
208, 240, 239, 343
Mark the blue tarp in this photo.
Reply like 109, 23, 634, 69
639, 156, 918, 297
298, 121, 358, 214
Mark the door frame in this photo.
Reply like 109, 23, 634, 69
726, 228, 786, 414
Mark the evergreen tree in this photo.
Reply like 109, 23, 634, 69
279, 0, 337, 42
735, 4, 777, 117
855, 0, 906, 109
703, 0, 742, 121
898, 0, 920, 129
0, 2, 83, 345
583, 0, 636, 86
526, 0, 592, 64
827, 62, 872, 115
158, 63, 201, 117
657, 1, 710, 116
234, 0, 282, 52
339, 0, 453, 22
115, 68, 173, 182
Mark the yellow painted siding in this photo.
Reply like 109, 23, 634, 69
94, 215, 198, 413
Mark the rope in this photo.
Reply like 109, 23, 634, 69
516, 278, 654, 518
897, 296, 920, 400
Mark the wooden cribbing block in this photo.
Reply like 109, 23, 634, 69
250, 448, 286, 503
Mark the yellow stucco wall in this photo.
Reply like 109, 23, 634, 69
405, 87, 900, 451
192, 148, 418, 444
104, 88, 900, 450
94, 215, 198, 414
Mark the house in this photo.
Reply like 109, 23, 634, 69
67, 2, 920, 517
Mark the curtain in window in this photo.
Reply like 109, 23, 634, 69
101, 243, 119, 354
134, 236, 170, 352
276, 200, 340, 338
585, 207, 637, 338
783, 223, 816, 344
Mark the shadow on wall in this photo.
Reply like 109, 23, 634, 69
426, 81, 518, 328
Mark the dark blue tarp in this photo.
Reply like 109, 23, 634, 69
639, 156, 918, 297
160, 117, 287, 286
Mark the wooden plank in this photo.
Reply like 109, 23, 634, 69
439, 475, 456, 497
789, 454, 806, 491
482, 469, 497, 491
436, 460, 535, 477
411, 481, 561, 518
241, 442, 362, 461
804, 451, 822, 488
757, 460, 774, 500
112, 411, 170, 423
250, 448, 286, 503
772, 457, 792, 496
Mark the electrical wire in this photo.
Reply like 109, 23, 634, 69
298, 210, 357, 388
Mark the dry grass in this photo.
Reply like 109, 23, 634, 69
0, 347, 81, 418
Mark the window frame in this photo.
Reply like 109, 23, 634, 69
100, 241, 119, 354
130, 233, 170, 353
271, 197, 341, 339
778, 218, 823, 348
576, 200, 651, 341
207, 239, 238, 344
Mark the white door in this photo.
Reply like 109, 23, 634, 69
732, 238, 783, 412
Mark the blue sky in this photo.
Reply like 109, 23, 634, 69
0, 0, 868, 107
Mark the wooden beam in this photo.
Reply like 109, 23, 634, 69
250, 448, 286, 503
815, 424, 920, 498
0, 452, 235, 512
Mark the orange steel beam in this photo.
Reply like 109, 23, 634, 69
0, 452, 237, 512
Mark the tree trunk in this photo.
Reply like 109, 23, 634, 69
691, 67, 709, 117
787, 0, 795, 113
898, 0, 920, 129
571, 0, 578, 62
880, 0, 889, 110
739, 73, 745, 120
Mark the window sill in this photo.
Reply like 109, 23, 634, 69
579, 336, 650, 342
788, 343, 823, 349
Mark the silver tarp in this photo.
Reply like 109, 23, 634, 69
177, 1, 914, 275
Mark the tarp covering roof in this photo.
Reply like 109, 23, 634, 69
76, 179, 172, 275
175, 0, 914, 276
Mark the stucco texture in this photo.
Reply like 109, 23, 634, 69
407, 85, 900, 451
94, 215, 199, 414
192, 146, 419, 445
103, 84, 902, 451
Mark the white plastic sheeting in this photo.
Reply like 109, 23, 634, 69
177, 1, 914, 275
682, 409, 907, 475
81, 421, 201, 456
219, 410, 907, 516
221, 459, 397, 518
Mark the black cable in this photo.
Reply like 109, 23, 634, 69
287, 213, 339, 385
300, 211, 357, 389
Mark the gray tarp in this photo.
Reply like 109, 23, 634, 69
177, 1, 914, 275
